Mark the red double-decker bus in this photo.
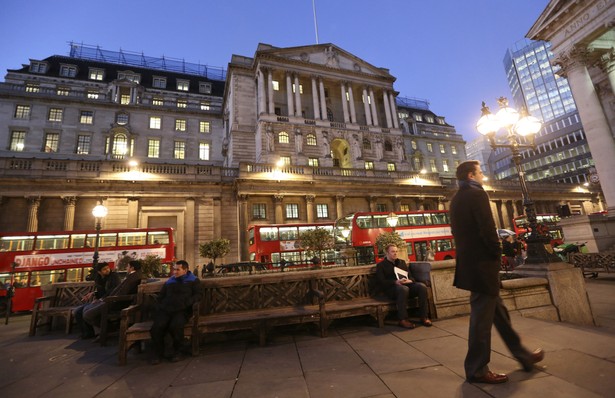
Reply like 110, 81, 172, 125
512, 214, 564, 246
248, 223, 335, 268
0, 227, 175, 313
334, 211, 455, 265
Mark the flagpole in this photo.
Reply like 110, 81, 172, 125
312, 0, 320, 44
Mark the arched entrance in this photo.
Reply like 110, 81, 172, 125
331, 138, 352, 168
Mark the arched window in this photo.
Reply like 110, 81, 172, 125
306, 133, 317, 146
278, 131, 289, 144
112, 134, 128, 157
384, 139, 393, 152
362, 138, 371, 150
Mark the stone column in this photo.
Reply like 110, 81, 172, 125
599, 48, 615, 93
294, 74, 302, 117
127, 197, 139, 228
311, 76, 320, 119
62, 196, 77, 231
415, 198, 425, 211
27, 196, 41, 232
556, 47, 615, 212
392, 196, 400, 212
286, 72, 294, 117
490, 200, 501, 229
238, 195, 249, 261
257, 69, 266, 115
185, 197, 196, 266
274, 194, 284, 224
267, 69, 274, 114
500, 200, 511, 229
368, 196, 377, 212
383, 91, 392, 128
348, 84, 357, 124
319, 78, 327, 121
388, 92, 399, 129
306, 195, 315, 223
362, 87, 372, 126
340, 82, 350, 123
335, 195, 345, 219
369, 87, 379, 126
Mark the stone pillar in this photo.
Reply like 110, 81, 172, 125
267, 69, 274, 114
335, 195, 344, 219
274, 194, 284, 224
62, 196, 77, 231
311, 76, 320, 119
295, 128, 303, 154
238, 195, 249, 261
348, 84, 357, 124
368, 196, 377, 212
392, 196, 400, 212
383, 91, 392, 128
500, 200, 511, 229
556, 47, 615, 212
306, 195, 315, 223
599, 48, 615, 93
369, 87, 379, 126
340, 82, 350, 123
415, 198, 425, 211
388, 92, 399, 129
490, 200, 501, 229
127, 197, 139, 228
258, 69, 266, 115
26, 196, 41, 232
185, 198, 196, 266
319, 78, 327, 121
294, 74, 302, 117
362, 87, 372, 126
286, 72, 294, 117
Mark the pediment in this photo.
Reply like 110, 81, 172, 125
255, 43, 393, 78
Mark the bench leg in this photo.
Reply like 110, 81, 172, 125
65, 311, 73, 334
29, 308, 39, 336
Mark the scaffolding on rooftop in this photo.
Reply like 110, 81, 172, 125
396, 96, 430, 110
68, 42, 226, 81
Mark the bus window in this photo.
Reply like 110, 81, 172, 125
118, 232, 147, 246
13, 272, 29, 288
407, 214, 425, 226
248, 228, 255, 245
279, 227, 298, 241
30, 270, 65, 286
356, 215, 372, 228
431, 213, 448, 225
148, 231, 169, 245
260, 227, 278, 242
95, 233, 117, 247
424, 214, 433, 225
1, 236, 35, 251
71, 234, 89, 248
436, 239, 453, 252
397, 215, 409, 226
65, 268, 83, 282
35, 234, 70, 250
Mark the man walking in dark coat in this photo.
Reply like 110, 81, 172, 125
150, 260, 202, 364
450, 160, 544, 384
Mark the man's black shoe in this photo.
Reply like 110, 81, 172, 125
469, 371, 508, 384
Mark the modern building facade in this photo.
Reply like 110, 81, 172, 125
0, 43, 600, 265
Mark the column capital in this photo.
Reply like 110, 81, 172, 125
335, 195, 345, 202
553, 45, 592, 77
27, 196, 41, 206
273, 194, 284, 202
237, 194, 249, 202
305, 195, 315, 203
598, 47, 615, 74
62, 196, 77, 206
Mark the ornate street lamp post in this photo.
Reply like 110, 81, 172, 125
91, 203, 108, 267
477, 97, 559, 264
386, 212, 399, 232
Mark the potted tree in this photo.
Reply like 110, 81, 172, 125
298, 227, 335, 269
199, 238, 231, 275
375, 231, 408, 261
140, 255, 162, 280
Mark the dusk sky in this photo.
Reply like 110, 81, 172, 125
0, 0, 550, 143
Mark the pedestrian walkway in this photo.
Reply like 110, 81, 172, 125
1, 277, 614, 398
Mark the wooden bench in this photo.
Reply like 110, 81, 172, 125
569, 252, 615, 278
29, 281, 95, 336
98, 294, 137, 346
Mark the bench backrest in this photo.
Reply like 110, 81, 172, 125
48, 281, 95, 307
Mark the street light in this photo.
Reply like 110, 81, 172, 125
477, 97, 558, 264
386, 212, 399, 232
91, 203, 108, 267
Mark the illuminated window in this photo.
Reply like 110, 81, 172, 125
411, 140, 417, 150
148, 139, 160, 158
201, 101, 210, 110
152, 97, 164, 106
177, 80, 189, 91
48, 108, 63, 122
174, 141, 185, 159
14, 105, 30, 119
175, 119, 187, 132
280, 156, 291, 165
112, 134, 128, 156
57, 87, 70, 96
430, 159, 437, 172
451, 145, 457, 154
306, 134, 317, 146
442, 159, 449, 172
285, 204, 299, 219
413, 114, 423, 122
87, 90, 99, 99
426, 115, 434, 123
272, 80, 280, 90
308, 158, 319, 167
278, 131, 289, 143
89, 68, 104, 81
292, 83, 304, 94
152, 77, 166, 89
44, 132, 60, 152
10, 131, 26, 151
177, 99, 187, 108
252, 204, 266, 219
387, 163, 396, 171
76, 135, 91, 155
116, 113, 129, 125
316, 204, 328, 218
26, 83, 40, 93
365, 161, 374, 170
439, 144, 446, 154
363, 138, 371, 150
427, 143, 433, 152
59, 65, 77, 77
199, 121, 211, 133
149, 116, 161, 129
199, 142, 210, 160
80, 111, 93, 124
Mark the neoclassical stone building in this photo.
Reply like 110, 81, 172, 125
0, 43, 600, 265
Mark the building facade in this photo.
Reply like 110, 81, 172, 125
0, 43, 601, 265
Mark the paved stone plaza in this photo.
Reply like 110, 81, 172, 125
1, 276, 614, 398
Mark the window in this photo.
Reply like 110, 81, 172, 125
252, 204, 266, 220
442, 159, 449, 172
87, 90, 99, 99
177, 99, 187, 108
175, 119, 187, 131
400, 204, 410, 211
147, 139, 160, 158
365, 161, 374, 170
437, 117, 445, 125
280, 156, 291, 165
272, 80, 280, 91
177, 80, 189, 91
152, 97, 164, 106
200, 101, 210, 111
376, 204, 387, 212
427, 143, 433, 152
387, 163, 396, 171
199, 121, 211, 133
152, 77, 167, 89
112, 134, 128, 156
89, 68, 104, 81
48, 108, 63, 122
44, 133, 60, 152
30, 61, 47, 73
430, 159, 437, 172
426, 115, 435, 123
57, 87, 70, 96
285, 204, 299, 219
439, 144, 446, 154
59, 65, 77, 77
76, 135, 91, 154
26, 83, 40, 93
292, 83, 304, 94
14, 105, 30, 119
411, 140, 417, 150
80, 111, 93, 124
118, 72, 140, 83
363, 138, 371, 150
451, 145, 457, 155
149, 116, 161, 129
174, 141, 185, 159
306, 134, 317, 146
199, 142, 210, 160
116, 113, 129, 125
278, 131, 289, 143
10, 130, 26, 151
199, 82, 212, 94
384, 139, 393, 152
316, 204, 329, 218
413, 114, 423, 122
308, 158, 319, 167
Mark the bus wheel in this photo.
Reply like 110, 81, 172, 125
444, 255, 453, 260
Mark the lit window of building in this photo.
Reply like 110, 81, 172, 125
199, 142, 210, 160
285, 203, 299, 219
177, 80, 189, 91
278, 131, 289, 143
306, 134, 317, 146
280, 156, 291, 165
80, 111, 93, 124
252, 204, 267, 219
48, 108, 63, 122
365, 161, 374, 170
57, 87, 70, 96
177, 100, 187, 108
442, 159, 449, 172
440, 144, 446, 154
10, 130, 26, 151
148, 139, 160, 158
308, 158, 319, 167
427, 143, 433, 152
89, 68, 104, 81
14, 105, 30, 119
272, 81, 280, 91
76, 135, 91, 154
116, 113, 129, 125
175, 119, 187, 131
201, 101, 210, 110
200, 121, 211, 133
451, 145, 457, 154
149, 116, 161, 129
87, 91, 100, 99
387, 163, 396, 171
174, 141, 185, 159
430, 159, 437, 172
152, 97, 164, 106
44, 132, 60, 152
26, 83, 40, 93
316, 204, 329, 218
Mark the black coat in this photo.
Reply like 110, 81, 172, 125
157, 271, 202, 315
450, 181, 502, 296
375, 257, 414, 298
